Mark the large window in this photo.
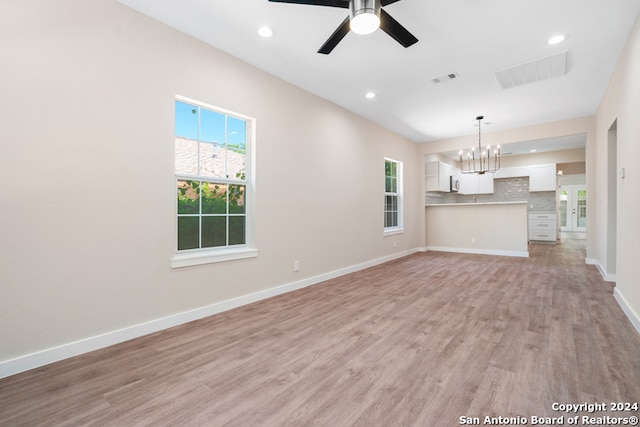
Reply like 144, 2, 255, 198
384, 158, 403, 234
172, 96, 256, 267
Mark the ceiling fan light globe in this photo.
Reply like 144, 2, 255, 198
350, 0, 381, 35
350, 12, 380, 35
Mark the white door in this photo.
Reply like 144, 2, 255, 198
559, 185, 587, 232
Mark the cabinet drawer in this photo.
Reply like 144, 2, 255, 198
529, 231, 556, 241
529, 220, 555, 233
529, 213, 554, 220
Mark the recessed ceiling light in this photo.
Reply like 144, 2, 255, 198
258, 26, 275, 38
547, 34, 567, 45
365, 92, 376, 99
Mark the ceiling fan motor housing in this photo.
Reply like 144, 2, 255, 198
350, 0, 381, 34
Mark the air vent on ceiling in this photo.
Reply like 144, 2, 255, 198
432, 72, 460, 84
495, 51, 568, 90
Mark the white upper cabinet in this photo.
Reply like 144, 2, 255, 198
529, 164, 557, 192
459, 173, 494, 195
425, 161, 452, 192
511, 166, 531, 178
492, 168, 510, 179
493, 166, 530, 179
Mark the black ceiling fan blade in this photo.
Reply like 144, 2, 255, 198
379, 8, 418, 48
268, 0, 349, 8
381, 0, 402, 6
318, 16, 351, 54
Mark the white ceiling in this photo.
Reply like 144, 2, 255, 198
118, 0, 640, 147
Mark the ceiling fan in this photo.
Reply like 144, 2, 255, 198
268, 0, 419, 54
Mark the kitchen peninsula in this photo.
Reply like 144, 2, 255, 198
425, 201, 529, 257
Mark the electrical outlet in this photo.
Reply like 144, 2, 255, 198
471, 237, 476, 244
293, 260, 300, 272
393, 240, 397, 248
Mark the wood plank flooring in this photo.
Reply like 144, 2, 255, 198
2, 239, 640, 426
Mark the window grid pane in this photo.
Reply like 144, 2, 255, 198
384, 195, 399, 228
177, 217, 200, 250
201, 216, 226, 248
177, 180, 200, 215
199, 142, 227, 179
229, 216, 246, 245
202, 182, 228, 215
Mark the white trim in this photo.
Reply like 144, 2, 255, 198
0, 248, 420, 380
171, 247, 258, 268
425, 246, 529, 258
176, 95, 254, 121
614, 287, 640, 336
383, 228, 404, 237
585, 258, 617, 282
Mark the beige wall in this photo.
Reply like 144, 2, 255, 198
497, 148, 585, 169
0, 0, 424, 365
594, 12, 640, 327
425, 203, 528, 256
557, 162, 586, 175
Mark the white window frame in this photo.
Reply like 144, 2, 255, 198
171, 95, 257, 268
384, 157, 404, 236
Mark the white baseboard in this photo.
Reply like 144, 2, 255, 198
0, 248, 420, 380
425, 246, 529, 258
614, 287, 640, 336
585, 258, 617, 282
585, 258, 636, 335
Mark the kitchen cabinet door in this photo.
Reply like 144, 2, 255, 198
459, 173, 494, 194
425, 161, 451, 192
529, 164, 556, 192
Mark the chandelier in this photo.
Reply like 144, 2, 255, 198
459, 116, 501, 174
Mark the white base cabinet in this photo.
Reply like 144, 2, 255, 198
528, 213, 557, 243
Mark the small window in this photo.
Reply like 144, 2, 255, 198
384, 158, 403, 234
172, 96, 256, 267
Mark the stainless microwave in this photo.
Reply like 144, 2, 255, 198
450, 176, 459, 192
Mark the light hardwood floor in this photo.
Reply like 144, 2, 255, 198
2, 239, 639, 426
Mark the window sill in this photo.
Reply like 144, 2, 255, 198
171, 247, 258, 268
383, 228, 404, 237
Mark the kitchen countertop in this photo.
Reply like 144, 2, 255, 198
425, 201, 528, 207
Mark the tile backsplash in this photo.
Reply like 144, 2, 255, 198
425, 177, 556, 213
